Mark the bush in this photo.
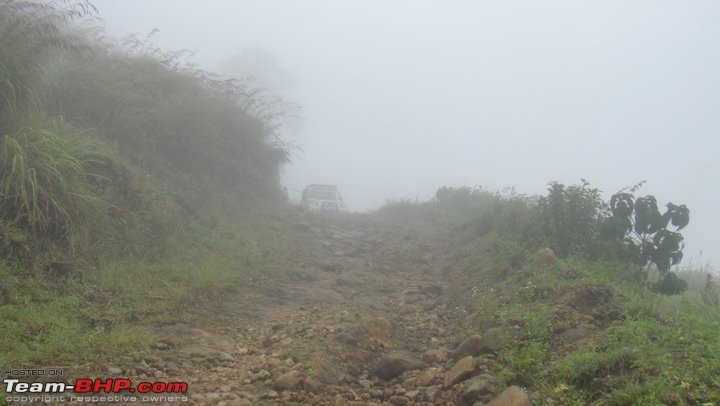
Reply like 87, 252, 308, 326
651, 272, 688, 295
530, 180, 605, 256
0, 118, 110, 235
46, 39, 290, 198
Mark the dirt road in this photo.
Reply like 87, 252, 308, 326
103, 216, 527, 405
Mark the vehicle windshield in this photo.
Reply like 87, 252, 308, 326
306, 189, 337, 200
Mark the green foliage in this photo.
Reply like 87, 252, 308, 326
651, 272, 688, 295
498, 340, 548, 386
603, 188, 690, 293
531, 180, 605, 256
45, 36, 290, 197
0, 221, 31, 265
0, 1, 296, 370
0, 118, 110, 235
0, 0, 291, 253
555, 313, 720, 404
0, 0, 95, 132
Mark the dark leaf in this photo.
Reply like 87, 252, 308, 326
610, 193, 634, 217
665, 203, 689, 230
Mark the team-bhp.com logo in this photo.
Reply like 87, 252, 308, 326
4, 377, 189, 403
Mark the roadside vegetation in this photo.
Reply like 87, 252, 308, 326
377, 184, 719, 405
0, 0, 296, 370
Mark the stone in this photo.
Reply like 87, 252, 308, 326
416, 370, 437, 387
155, 342, 170, 350
453, 335, 484, 359
273, 370, 303, 391
261, 390, 279, 399
218, 351, 236, 362
389, 395, 410, 405
558, 325, 589, 342
479, 327, 514, 353
487, 385, 531, 406
536, 248, 557, 264
335, 332, 359, 347
460, 374, 498, 405
107, 367, 122, 375
135, 360, 151, 371
368, 389, 382, 398
423, 348, 448, 364
372, 351, 426, 380
266, 357, 282, 367
425, 385, 441, 402
444, 356, 476, 388
303, 377, 322, 393
330, 394, 349, 406
253, 370, 271, 381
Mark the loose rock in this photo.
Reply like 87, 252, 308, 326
423, 348, 448, 364
330, 394, 349, 406
372, 351, 426, 380
487, 385, 532, 406
460, 374, 498, 405
444, 356, 476, 388
107, 367, 122, 375
273, 370, 303, 391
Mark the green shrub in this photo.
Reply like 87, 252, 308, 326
0, 0, 94, 132
0, 118, 110, 235
531, 180, 606, 256
651, 272, 688, 295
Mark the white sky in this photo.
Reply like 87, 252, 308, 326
90, 0, 719, 267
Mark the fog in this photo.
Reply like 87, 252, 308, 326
91, 0, 719, 267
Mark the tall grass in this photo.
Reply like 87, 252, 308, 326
46, 35, 291, 198
0, 118, 110, 236
0, 0, 95, 132
1, 0, 291, 252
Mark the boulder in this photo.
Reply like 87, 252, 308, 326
453, 335, 483, 359
415, 370, 437, 387
536, 248, 557, 264
273, 370, 303, 391
453, 328, 514, 360
460, 374, 498, 405
487, 385, 531, 406
423, 348, 448, 364
557, 325, 589, 342
330, 394, 349, 406
443, 356, 476, 388
372, 351, 426, 380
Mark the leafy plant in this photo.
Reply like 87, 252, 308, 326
533, 180, 606, 256
603, 185, 689, 293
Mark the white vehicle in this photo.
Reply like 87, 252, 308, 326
301, 184, 345, 213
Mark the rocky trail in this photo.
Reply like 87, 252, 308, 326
101, 217, 532, 406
